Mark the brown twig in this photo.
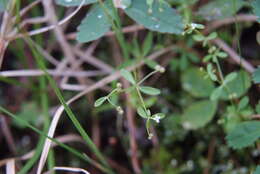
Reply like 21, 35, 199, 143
204, 15, 258, 35
212, 38, 255, 73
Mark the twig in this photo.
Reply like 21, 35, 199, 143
204, 15, 258, 34
0, 69, 108, 77
12, 0, 85, 40
0, 116, 16, 155
37, 46, 174, 174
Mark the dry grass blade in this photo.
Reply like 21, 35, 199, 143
44, 166, 90, 174
36, 46, 174, 174
6, 159, 15, 174
13, 0, 86, 39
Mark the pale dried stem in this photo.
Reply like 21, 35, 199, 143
37, 46, 174, 174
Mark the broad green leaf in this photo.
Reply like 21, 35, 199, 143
226, 121, 260, 149
137, 107, 149, 118
94, 97, 107, 107
254, 166, 260, 174
124, 0, 184, 34
76, 1, 112, 43
182, 100, 217, 130
0, 0, 8, 12
55, 0, 97, 7
120, 69, 136, 84
210, 86, 223, 101
140, 86, 161, 95
238, 96, 249, 111
252, 0, 260, 22
197, 0, 245, 21
182, 68, 215, 98
253, 67, 260, 84
220, 70, 251, 100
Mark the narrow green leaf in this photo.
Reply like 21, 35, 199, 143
193, 34, 205, 42
217, 52, 228, 58
253, 67, 260, 84
207, 63, 218, 81
140, 86, 161, 95
124, 0, 184, 34
207, 32, 218, 40
226, 121, 260, 149
120, 69, 136, 84
76, 1, 113, 43
223, 72, 237, 85
55, 0, 97, 7
142, 32, 153, 56
144, 59, 158, 69
137, 107, 149, 118
94, 97, 107, 107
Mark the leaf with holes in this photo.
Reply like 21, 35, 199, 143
124, 0, 184, 34
140, 86, 161, 96
226, 121, 260, 149
76, 0, 113, 43
55, 0, 97, 7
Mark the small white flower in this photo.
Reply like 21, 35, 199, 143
152, 115, 161, 123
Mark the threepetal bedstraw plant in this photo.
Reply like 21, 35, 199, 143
94, 61, 165, 139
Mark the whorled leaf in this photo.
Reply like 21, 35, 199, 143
137, 107, 149, 118
226, 121, 260, 149
120, 69, 136, 84
140, 86, 161, 95
124, 0, 184, 34
55, 0, 97, 7
94, 97, 107, 107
